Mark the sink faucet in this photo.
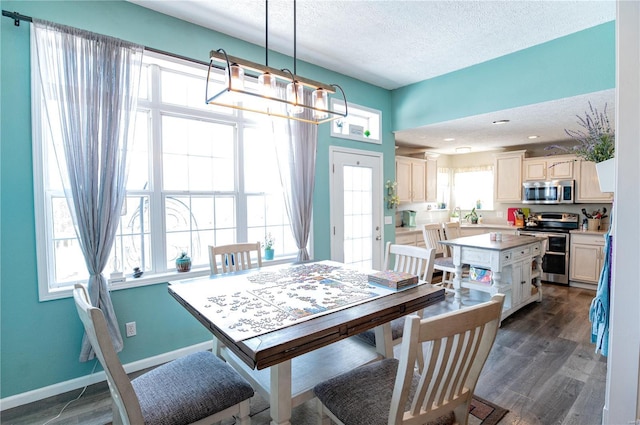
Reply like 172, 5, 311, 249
454, 206, 462, 222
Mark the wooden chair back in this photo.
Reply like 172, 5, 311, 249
383, 242, 436, 284
208, 242, 262, 274
73, 284, 144, 424
422, 223, 448, 258
389, 294, 505, 425
441, 221, 462, 256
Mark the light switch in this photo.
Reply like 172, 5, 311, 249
384, 216, 392, 225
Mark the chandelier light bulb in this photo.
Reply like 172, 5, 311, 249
258, 72, 276, 97
312, 88, 328, 119
286, 81, 304, 114
227, 63, 245, 91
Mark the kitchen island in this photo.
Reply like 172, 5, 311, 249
440, 233, 544, 321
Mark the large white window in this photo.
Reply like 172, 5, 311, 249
451, 166, 494, 211
34, 51, 295, 300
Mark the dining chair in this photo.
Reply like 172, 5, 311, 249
422, 223, 466, 290
314, 294, 505, 425
356, 242, 435, 363
208, 241, 262, 274
72, 283, 254, 425
208, 242, 263, 356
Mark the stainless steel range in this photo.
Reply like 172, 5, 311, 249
517, 212, 579, 285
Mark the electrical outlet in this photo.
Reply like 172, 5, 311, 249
125, 322, 136, 337
496, 211, 504, 218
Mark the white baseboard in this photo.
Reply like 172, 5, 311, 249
0, 341, 211, 411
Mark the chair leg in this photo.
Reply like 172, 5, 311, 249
453, 401, 471, 425
236, 399, 251, 425
112, 402, 124, 425
212, 336, 224, 358
316, 398, 331, 425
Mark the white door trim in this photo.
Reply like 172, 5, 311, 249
329, 146, 384, 269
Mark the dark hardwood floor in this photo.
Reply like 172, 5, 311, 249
1, 284, 606, 425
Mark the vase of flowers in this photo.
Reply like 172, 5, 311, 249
547, 102, 615, 192
385, 180, 400, 209
175, 251, 191, 272
264, 232, 275, 260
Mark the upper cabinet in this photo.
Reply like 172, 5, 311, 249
425, 158, 438, 203
396, 156, 437, 203
494, 151, 525, 202
575, 160, 614, 202
523, 156, 575, 181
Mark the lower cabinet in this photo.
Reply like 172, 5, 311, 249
510, 257, 541, 310
395, 231, 423, 247
570, 233, 605, 288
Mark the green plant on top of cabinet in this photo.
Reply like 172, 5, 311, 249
494, 150, 525, 202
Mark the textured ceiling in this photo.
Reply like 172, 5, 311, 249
129, 0, 616, 154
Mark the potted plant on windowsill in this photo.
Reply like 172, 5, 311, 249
464, 208, 479, 224
264, 232, 275, 261
546, 102, 615, 192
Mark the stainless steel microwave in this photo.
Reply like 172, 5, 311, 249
522, 180, 574, 204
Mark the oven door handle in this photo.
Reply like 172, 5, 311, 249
543, 251, 565, 256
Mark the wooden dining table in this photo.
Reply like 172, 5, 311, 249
169, 260, 445, 425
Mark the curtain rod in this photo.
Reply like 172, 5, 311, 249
1, 9, 211, 68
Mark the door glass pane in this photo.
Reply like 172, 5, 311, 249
343, 165, 373, 270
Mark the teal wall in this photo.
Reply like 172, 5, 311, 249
392, 21, 615, 131
0, 0, 394, 398
0, 0, 617, 401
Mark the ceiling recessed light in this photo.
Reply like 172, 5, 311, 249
443, 138, 455, 142
528, 135, 539, 139
492, 120, 510, 125
455, 147, 471, 154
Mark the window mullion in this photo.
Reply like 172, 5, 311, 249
149, 63, 168, 272
236, 118, 248, 243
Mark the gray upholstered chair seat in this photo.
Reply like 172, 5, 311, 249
314, 358, 453, 425
355, 317, 406, 346
133, 351, 254, 425
433, 257, 470, 270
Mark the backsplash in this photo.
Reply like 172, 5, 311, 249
396, 201, 612, 229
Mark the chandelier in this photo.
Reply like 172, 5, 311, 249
205, 0, 348, 125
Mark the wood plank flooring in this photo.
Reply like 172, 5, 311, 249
1, 284, 606, 425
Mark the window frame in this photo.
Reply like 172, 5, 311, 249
330, 99, 382, 144
33, 50, 297, 301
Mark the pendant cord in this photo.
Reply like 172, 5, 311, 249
293, 0, 297, 75
265, 0, 269, 67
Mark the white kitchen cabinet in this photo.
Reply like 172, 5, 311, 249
523, 156, 575, 181
395, 231, 421, 246
396, 156, 426, 203
570, 233, 605, 287
425, 158, 438, 203
575, 160, 614, 203
494, 151, 525, 202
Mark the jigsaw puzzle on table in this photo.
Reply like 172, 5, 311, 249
181, 261, 401, 341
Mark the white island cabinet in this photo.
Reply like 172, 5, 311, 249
440, 234, 543, 321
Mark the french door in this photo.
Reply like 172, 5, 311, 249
330, 147, 384, 270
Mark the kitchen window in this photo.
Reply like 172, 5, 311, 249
451, 166, 494, 210
33, 51, 295, 300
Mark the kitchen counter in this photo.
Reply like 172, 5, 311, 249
395, 226, 422, 235
460, 223, 519, 231
570, 229, 608, 236
439, 233, 544, 321
396, 222, 518, 234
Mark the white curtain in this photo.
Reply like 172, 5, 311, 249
272, 87, 318, 261
31, 20, 143, 361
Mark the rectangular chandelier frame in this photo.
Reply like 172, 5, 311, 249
206, 49, 348, 125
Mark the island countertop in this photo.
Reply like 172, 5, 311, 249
439, 233, 541, 251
